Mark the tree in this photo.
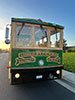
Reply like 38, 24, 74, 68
63, 39, 67, 52
56, 39, 67, 52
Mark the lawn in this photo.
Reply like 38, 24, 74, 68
63, 52, 75, 73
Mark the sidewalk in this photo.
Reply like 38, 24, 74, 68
62, 70, 75, 87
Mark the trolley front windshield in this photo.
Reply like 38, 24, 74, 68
15, 23, 63, 48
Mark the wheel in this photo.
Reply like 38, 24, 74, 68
49, 73, 54, 79
58, 70, 62, 79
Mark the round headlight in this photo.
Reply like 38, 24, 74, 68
56, 70, 60, 74
15, 73, 20, 78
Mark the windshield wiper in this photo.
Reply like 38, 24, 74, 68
40, 25, 47, 38
17, 23, 25, 36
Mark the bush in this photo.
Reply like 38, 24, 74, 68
0, 49, 9, 53
67, 48, 75, 52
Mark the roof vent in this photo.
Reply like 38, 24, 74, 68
37, 19, 43, 22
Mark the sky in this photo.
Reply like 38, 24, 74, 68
0, 0, 75, 49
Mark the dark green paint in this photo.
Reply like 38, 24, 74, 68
11, 48, 62, 69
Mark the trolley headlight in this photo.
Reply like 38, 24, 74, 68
15, 73, 20, 78
56, 70, 60, 74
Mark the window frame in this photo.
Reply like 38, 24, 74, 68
11, 22, 63, 50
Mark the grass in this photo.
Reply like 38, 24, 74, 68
63, 52, 75, 73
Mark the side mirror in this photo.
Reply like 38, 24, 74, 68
5, 27, 10, 44
5, 39, 10, 44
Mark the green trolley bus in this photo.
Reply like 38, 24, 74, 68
5, 18, 64, 84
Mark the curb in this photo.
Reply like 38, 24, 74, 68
62, 76, 75, 88
62, 70, 75, 88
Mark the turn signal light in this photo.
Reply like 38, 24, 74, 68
6, 66, 10, 69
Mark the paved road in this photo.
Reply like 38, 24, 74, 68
0, 53, 75, 100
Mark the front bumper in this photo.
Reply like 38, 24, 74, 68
10, 65, 63, 84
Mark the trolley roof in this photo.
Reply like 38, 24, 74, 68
12, 18, 64, 29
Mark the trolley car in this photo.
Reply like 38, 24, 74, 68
5, 18, 64, 84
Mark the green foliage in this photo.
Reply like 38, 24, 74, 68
63, 52, 75, 73
0, 49, 8, 53
68, 48, 75, 52
63, 39, 67, 52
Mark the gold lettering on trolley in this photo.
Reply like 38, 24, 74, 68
18, 51, 50, 57
47, 52, 60, 64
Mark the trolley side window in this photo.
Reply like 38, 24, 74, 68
50, 32, 60, 48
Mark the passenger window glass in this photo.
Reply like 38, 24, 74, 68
50, 32, 60, 47
35, 27, 48, 47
